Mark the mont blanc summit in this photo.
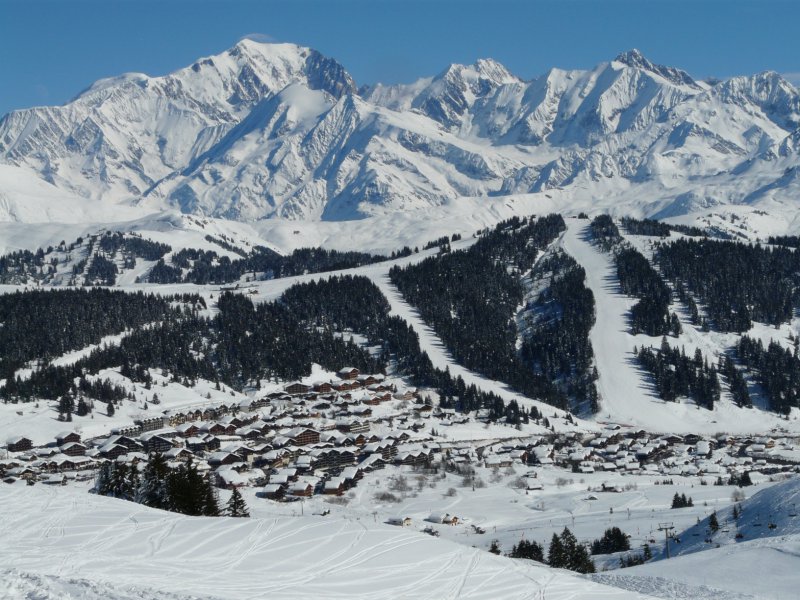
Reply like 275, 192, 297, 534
1, 40, 799, 224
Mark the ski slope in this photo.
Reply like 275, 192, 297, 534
0, 483, 653, 600
594, 477, 800, 600
561, 220, 799, 434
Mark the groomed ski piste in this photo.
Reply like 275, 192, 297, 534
0, 483, 652, 600
3, 214, 800, 445
560, 220, 800, 434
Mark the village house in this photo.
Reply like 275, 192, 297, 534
55, 432, 81, 446
59, 442, 87, 457
338, 367, 360, 381
285, 382, 311, 396
6, 436, 33, 453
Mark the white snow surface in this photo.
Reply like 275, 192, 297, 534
0, 483, 652, 600
561, 219, 800, 434
594, 476, 800, 600
1, 42, 799, 228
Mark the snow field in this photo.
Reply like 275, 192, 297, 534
0, 483, 654, 600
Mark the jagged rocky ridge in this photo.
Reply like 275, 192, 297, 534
1, 42, 799, 222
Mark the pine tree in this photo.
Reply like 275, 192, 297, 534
136, 453, 170, 509
226, 487, 250, 518
709, 511, 719, 533
510, 539, 544, 562
202, 477, 220, 516
94, 462, 113, 496
488, 540, 501, 555
642, 543, 652, 561
106, 401, 115, 417
548, 533, 565, 568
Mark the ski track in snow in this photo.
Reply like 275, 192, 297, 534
560, 220, 800, 434
370, 273, 572, 424
0, 484, 655, 600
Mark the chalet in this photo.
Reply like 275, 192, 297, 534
164, 447, 193, 462
143, 435, 174, 454
427, 513, 459, 526
7, 465, 38, 480
215, 468, 249, 489
338, 367, 360, 380
6, 436, 33, 453
393, 390, 415, 402
55, 432, 81, 446
42, 474, 67, 486
54, 456, 94, 472
59, 442, 86, 457
99, 443, 128, 460
351, 405, 373, 418
387, 516, 412, 527
285, 382, 311, 396
186, 408, 203, 421
323, 477, 346, 496
485, 455, 514, 469
355, 375, 376, 387
272, 467, 299, 482
348, 433, 368, 446
317, 449, 357, 470
363, 442, 396, 461
105, 435, 141, 451
200, 422, 228, 436
262, 483, 285, 500
287, 428, 320, 446
176, 423, 200, 438
289, 481, 314, 497
208, 452, 242, 467
525, 479, 544, 491
395, 450, 430, 467
360, 454, 387, 471
236, 427, 263, 441
341, 466, 364, 483
694, 440, 713, 458
313, 382, 333, 393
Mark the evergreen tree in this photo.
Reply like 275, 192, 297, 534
709, 511, 719, 533
548, 533, 565, 568
509, 539, 544, 562
226, 487, 250, 518
488, 540, 502, 555
136, 453, 170, 509
591, 527, 631, 555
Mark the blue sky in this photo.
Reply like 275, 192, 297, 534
2, 0, 798, 116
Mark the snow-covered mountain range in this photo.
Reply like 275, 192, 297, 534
1, 40, 799, 225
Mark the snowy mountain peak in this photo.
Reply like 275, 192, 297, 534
2, 44, 800, 226
613, 48, 698, 88
227, 39, 357, 99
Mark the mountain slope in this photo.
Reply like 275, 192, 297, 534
1, 43, 800, 225
0, 483, 654, 600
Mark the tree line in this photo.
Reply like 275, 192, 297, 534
635, 339, 720, 409
95, 453, 249, 517
519, 251, 599, 413
389, 215, 585, 412
737, 336, 800, 414
655, 238, 800, 332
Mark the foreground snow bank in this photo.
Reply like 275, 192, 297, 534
0, 483, 651, 599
